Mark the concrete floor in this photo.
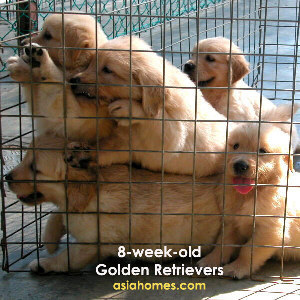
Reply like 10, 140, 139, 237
1, 0, 300, 299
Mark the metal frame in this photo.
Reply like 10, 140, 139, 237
0, 0, 299, 281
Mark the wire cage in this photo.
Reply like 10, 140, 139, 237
1, 0, 300, 281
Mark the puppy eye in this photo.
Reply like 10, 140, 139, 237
102, 66, 113, 74
30, 162, 40, 174
44, 32, 52, 40
233, 143, 239, 150
205, 55, 215, 62
259, 148, 267, 154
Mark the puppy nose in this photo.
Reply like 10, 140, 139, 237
233, 160, 249, 175
184, 62, 195, 73
5, 173, 13, 181
70, 77, 81, 90
21, 38, 29, 46
70, 77, 81, 84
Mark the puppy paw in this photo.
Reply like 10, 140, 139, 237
66, 142, 95, 169
7, 56, 19, 65
22, 43, 48, 68
108, 100, 132, 126
29, 258, 50, 274
44, 243, 59, 255
197, 254, 221, 268
7, 56, 30, 81
222, 261, 249, 279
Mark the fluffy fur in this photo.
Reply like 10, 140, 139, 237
185, 37, 299, 149
7, 135, 221, 273
22, 13, 107, 78
7, 44, 113, 141
184, 37, 276, 120
70, 36, 228, 177
197, 106, 300, 279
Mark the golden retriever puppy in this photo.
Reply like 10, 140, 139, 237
7, 135, 221, 273
197, 106, 300, 279
184, 37, 276, 120
69, 36, 228, 177
22, 13, 107, 78
185, 37, 299, 149
7, 44, 113, 141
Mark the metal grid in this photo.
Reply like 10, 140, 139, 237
0, 0, 222, 73
0, 0, 300, 281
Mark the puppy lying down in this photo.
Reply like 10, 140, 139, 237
7, 44, 113, 141
7, 135, 221, 273
70, 35, 228, 177
198, 105, 300, 279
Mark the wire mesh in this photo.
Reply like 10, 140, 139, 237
0, 0, 223, 72
0, 0, 300, 282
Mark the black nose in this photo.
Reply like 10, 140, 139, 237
5, 173, 13, 181
233, 160, 249, 175
69, 77, 81, 90
184, 62, 195, 73
21, 38, 29, 46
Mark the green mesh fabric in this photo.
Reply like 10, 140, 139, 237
0, 0, 223, 72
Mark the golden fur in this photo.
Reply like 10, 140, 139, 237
70, 36, 228, 176
185, 37, 276, 120
185, 37, 299, 149
22, 13, 107, 78
7, 135, 221, 273
197, 106, 300, 279
7, 44, 113, 141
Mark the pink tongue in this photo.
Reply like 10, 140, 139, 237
233, 177, 255, 194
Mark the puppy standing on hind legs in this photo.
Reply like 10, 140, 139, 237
7, 44, 113, 141
197, 105, 300, 279
22, 13, 108, 79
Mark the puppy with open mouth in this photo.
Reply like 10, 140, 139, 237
197, 104, 300, 279
184, 37, 299, 149
184, 37, 276, 121
68, 35, 229, 177
7, 14, 113, 142
7, 43, 114, 142
6, 135, 221, 273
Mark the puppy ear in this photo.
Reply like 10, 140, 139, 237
59, 26, 95, 69
284, 154, 294, 172
134, 68, 166, 117
289, 155, 294, 172
66, 168, 97, 212
230, 52, 250, 84
262, 104, 300, 122
67, 183, 91, 212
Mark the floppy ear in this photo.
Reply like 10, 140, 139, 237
262, 104, 300, 122
134, 65, 170, 118
284, 154, 294, 172
58, 26, 95, 69
67, 183, 92, 212
66, 168, 97, 212
289, 155, 294, 171
230, 52, 250, 84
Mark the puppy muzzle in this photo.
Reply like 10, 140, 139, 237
233, 160, 249, 176
18, 192, 44, 204
183, 62, 195, 74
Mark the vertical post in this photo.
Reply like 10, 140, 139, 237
17, 0, 38, 44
